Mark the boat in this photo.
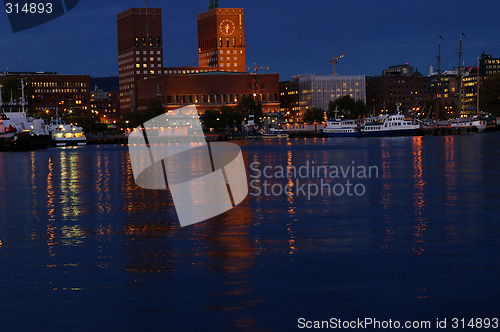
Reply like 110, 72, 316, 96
362, 111, 419, 137
450, 118, 486, 133
418, 118, 486, 135
322, 118, 363, 137
46, 117, 87, 147
476, 113, 498, 131
0, 80, 51, 151
259, 128, 289, 138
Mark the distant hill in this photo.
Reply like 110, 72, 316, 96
90, 77, 119, 92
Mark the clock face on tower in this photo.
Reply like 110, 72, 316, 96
219, 19, 235, 36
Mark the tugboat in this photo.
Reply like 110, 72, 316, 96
0, 80, 51, 151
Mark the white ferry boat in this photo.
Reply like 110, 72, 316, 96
322, 118, 363, 137
47, 118, 87, 146
363, 111, 419, 137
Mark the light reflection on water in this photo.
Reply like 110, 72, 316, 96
0, 135, 500, 330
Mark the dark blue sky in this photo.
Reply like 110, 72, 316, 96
1, 0, 499, 80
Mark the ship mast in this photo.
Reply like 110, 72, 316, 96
458, 33, 464, 117
436, 36, 443, 120
21, 79, 25, 114
477, 56, 480, 113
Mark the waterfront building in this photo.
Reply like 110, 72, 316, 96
279, 78, 300, 122
366, 64, 428, 115
298, 75, 366, 114
0, 71, 90, 115
457, 53, 500, 117
90, 86, 120, 124
479, 52, 500, 77
461, 66, 480, 116
136, 72, 279, 114
427, 69, 460, 118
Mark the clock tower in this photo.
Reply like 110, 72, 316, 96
197, 5, 246, 72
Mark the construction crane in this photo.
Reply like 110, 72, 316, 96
247, 63, 269, 74
329, 52, 346, 75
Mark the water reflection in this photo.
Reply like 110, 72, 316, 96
412, 136, 427, 255
379, 139, 393, 252
0, 137, 499, 330
59, 150, 81, 220
443, 135, 457, 209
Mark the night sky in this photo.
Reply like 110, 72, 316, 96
1, 0, 499, 80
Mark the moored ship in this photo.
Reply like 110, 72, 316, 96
322, 118, 363, 137
47, 118, 87, 146
0, 80, 51, 151
362, 112, 419, 137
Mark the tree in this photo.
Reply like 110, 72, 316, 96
236, 96, 264, 124
123, 99, 165, 128
220, 106, 245, 129
303, 107, 325, 123
327, 95, 368, 119
200, 109, 221, 129
480, 73, 500, 116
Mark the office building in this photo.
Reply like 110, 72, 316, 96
366, 65, 427, 114
0, 72, 90, 115
279, 78, 300, 122
90, 87, 120, 123
298, 75, 366, 114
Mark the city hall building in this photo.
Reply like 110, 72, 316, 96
117, 2, 279, 116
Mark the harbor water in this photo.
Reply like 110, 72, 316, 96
1, 134, 500, 330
